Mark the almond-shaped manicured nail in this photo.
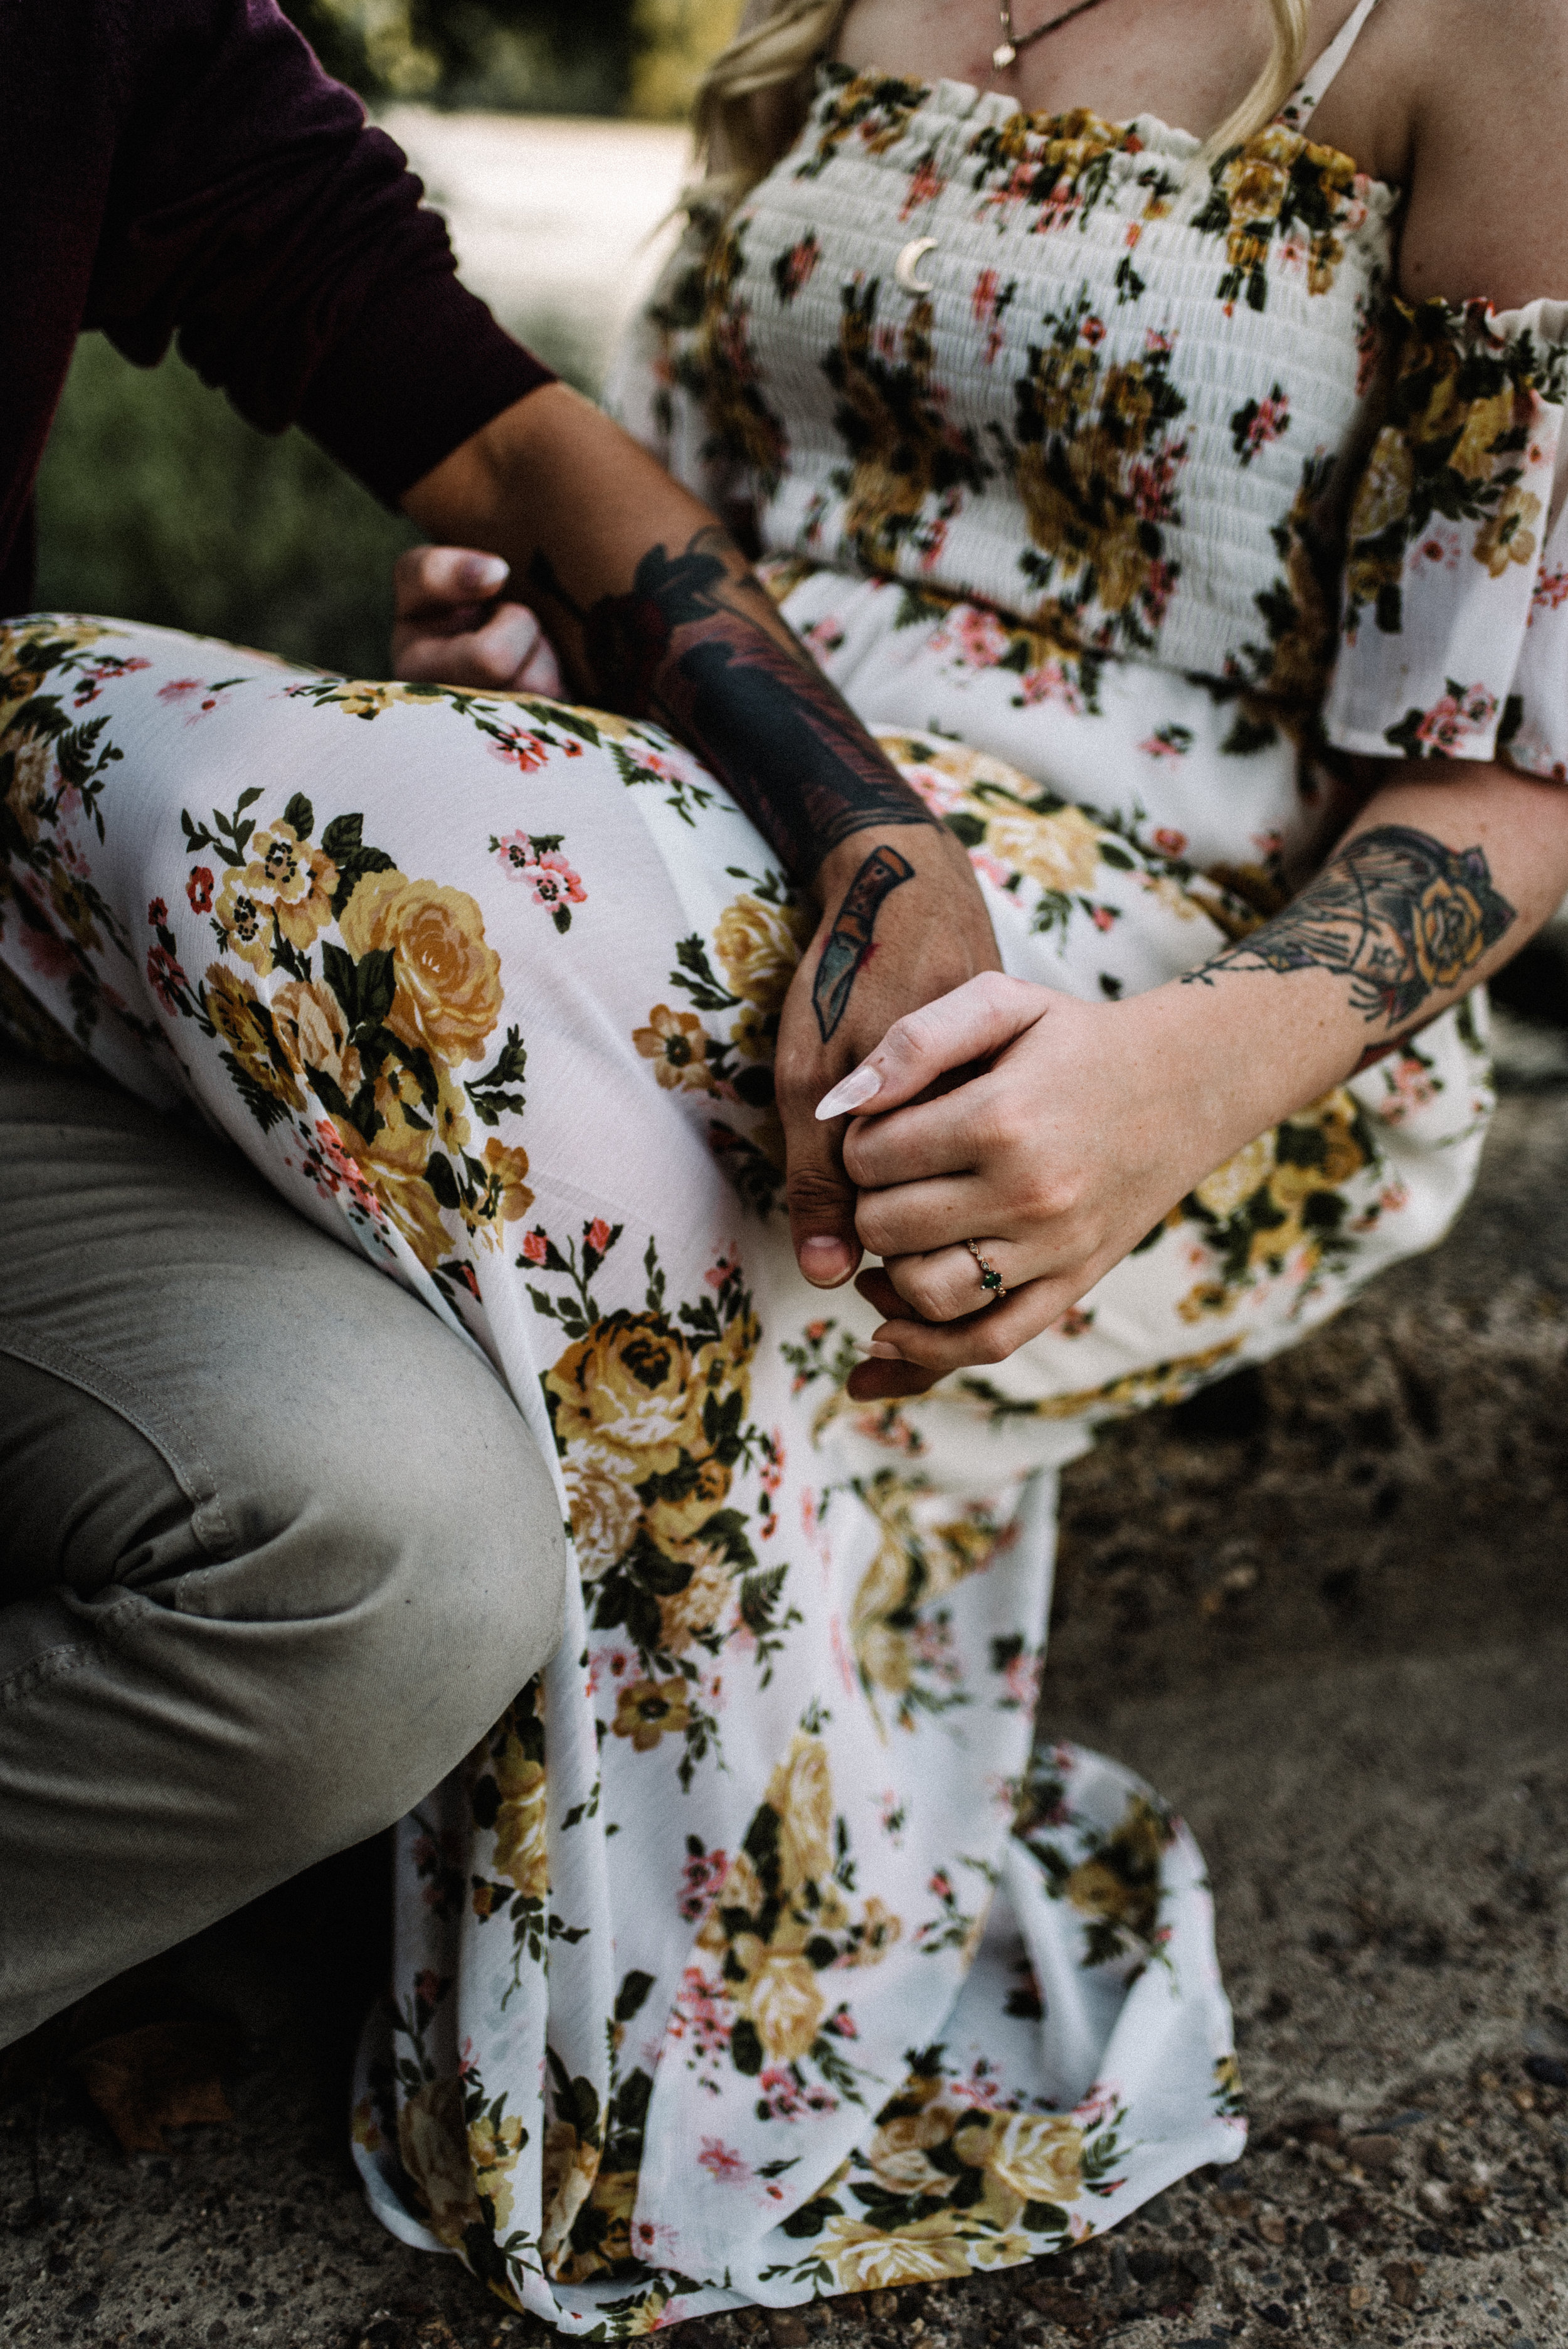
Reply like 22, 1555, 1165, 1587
861, 1340, 905, 1359
815, 1063, 882, 1121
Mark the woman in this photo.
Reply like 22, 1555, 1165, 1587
6, 0, 1568, 2329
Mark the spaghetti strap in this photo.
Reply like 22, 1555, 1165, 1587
1274, 0, 1380, 132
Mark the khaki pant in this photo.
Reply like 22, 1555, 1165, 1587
0, 1055, 566, 2049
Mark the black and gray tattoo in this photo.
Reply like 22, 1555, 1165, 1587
527, 529, 935, 884
1183, 825, 1516, 1035
811, 845, 914, 1039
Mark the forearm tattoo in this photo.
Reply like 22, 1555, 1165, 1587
1183, 824, 1516, 1035
811, 845, 914, 1039
527, 528, 935, 883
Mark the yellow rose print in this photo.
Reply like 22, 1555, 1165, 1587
546, 1313, 704, 1475
396, 2078, 482, 2248
339, 867, 503, 1066
204, 964, 304, 1111
712, 893, 807, 1010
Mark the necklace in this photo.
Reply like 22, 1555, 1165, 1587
993, 0, 1113, 70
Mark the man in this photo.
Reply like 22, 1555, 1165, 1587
0, 0, 995, 2051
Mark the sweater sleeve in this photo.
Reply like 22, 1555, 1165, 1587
86, 0, 554, 503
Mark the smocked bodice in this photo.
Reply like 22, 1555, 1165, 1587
697, 65, 1398, 710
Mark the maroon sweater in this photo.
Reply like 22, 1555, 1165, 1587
2, 0, 555, 616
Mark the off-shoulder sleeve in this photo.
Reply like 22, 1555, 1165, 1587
1323, 295, 1568, 780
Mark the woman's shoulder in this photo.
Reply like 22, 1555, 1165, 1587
1392, 0, 1568, 312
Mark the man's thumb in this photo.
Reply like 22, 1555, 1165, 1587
785, 1123, 862, 1288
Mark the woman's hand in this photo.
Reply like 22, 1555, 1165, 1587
779, 827, 1002, 1290
825, 973, 1227, 1401
390, 546, 563, 696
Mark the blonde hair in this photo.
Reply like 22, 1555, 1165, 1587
692, 0, 1311, 205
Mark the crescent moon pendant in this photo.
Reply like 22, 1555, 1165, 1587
894, 236, 938, 295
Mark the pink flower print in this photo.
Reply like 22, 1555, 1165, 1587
145, 941, 186, 1015
520, 1228, 548, 1265
1019, 660, 1084, 713
1232, 384, 1290, 468
1089, 906, 1116, 933
1146, 555, 1177, 617
186, 865, 215, 914
147, 897, 167, 928
1144, 328, 1173, 358
1001, 1647, 1042, 1709
310, 1121, 383, 1220
1153, 826, 1187, 856
524, 851, 585, 913
586, 1216, 612, 1256
677, 1845, 728, 1922
413, 1968, 442, 2012
157, 677, 204, 703
22, 927, 77, 982
704, 1251, 737, 1290
489, 729, 550, 773
1413, 683, 1497, 755
631, 2217, 680, 2262
970, 848, 1012, 891
1054, 1305, 1094, 1337
952, 605, 1011, 669
902, 760, 968, 818
774, 233, 821, 302
803, 615, 845, 659
1138, 727, 1191, 760
1534, 568, 1568, 611
697, 2138, 750, 2184
929, 1869, 953, 1901
899, 154, 946, 220
973, 267, 1000, 326
1081, 314, 1106, 347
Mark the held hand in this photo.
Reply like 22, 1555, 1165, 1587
822, 973, 1220, 1401
390, 546, 563, 695
776, 827, 1002, 1290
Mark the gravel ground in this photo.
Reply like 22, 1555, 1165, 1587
4, 1068, 1567, 2349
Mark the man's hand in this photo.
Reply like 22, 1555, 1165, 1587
391, 546, 563, 694
779, 827, 1000, 1290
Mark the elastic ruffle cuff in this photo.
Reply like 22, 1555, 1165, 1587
1323, 294, 1568, 780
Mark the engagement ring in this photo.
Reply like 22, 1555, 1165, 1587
964, 1239, 1007, 1302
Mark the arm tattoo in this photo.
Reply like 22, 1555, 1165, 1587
527, 528, 935, 883
812, 846, 914, 1040
1183, 824, 1516, 1032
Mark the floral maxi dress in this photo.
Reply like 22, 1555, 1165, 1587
6, 4, 1568, 2331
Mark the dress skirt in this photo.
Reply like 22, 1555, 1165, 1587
0, 610, 1490, 2333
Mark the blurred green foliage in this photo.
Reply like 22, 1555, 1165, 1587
35, 337, 419, 678
280, 0, 644, 112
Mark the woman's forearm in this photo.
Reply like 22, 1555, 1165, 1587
401, 384, 936, 889
1143, 760, 1568, 1177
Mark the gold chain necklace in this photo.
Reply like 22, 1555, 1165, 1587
993, 0, 1115, 70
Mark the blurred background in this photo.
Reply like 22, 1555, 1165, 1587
34, 0, 743, 677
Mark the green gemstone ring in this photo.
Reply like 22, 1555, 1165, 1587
964, 1239, 1007, 1302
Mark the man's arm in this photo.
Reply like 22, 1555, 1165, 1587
403, 384, 936, 883
402, 383, 1001, 1280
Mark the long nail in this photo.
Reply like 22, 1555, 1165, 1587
816, 1063, 882, 1121
856, 1340, 904, 1359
